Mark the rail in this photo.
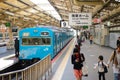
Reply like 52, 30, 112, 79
0, 55, 52, 80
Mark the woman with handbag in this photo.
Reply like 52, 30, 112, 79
71, 48, 85, 80
107, 45, 120, 80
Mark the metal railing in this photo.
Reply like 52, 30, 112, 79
0, 55, 52, 80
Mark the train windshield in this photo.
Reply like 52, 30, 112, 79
22, 37, 51, 45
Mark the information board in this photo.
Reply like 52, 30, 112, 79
69, 13, 92, 26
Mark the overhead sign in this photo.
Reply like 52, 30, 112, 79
61, 21, 69, 27
69, 13, 92, 26
93, 18, 101, 23
5, 22, 11, 27
115, 0, 120, 2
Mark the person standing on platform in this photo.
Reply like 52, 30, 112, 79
71, 48, 85, 80
14, 38, 19, 57
77, 38, 82, 47
107, 45, 120, 80
75, 44, 80, 53
94, 55, 108, 80
116, 37, 120, 47
89, 35, 93, 45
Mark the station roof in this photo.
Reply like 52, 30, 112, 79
0, 0, 119, 28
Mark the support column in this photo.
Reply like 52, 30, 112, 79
1, 24, 6, 42
6, 16, 14, 49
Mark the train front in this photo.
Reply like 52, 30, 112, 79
19, 27, 53, 61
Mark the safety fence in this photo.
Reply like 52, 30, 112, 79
0, 55, 52, 80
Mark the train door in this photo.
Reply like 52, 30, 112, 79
60, 36, 62, 49
54, 34, 57, 55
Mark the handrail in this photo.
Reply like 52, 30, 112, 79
0, 55, 52, 80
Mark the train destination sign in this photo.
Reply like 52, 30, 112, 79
69, 13, 92, 26
41, 32, 49, 36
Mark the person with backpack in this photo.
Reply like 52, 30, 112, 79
94, 55, 108, 80
71, 48, 85, 80
107, 45, 120, 80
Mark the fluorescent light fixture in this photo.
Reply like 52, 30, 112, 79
5, 11, 14, 16
35, 20, 38, 22
24, 17, 30, 20
30, 0, 62, 20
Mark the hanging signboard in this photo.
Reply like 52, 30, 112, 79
61, 21, 69, 27
69, 13, 92, 26
5, 22, 11, 27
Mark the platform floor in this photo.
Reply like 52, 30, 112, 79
0, 46, 14, 59
49, 38, 114, 80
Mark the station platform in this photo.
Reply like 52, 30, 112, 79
0, 44, 16, 71
48, 38, 114, 80
0, 46, 14, 58
0, 38, 115, 80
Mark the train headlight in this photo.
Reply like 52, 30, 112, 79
23, 33, 29, 36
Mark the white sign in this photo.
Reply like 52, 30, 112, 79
69, 13, 92, 26
61, 21, 69, 27
115, 0, 120, 2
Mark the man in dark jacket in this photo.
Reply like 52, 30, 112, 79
14, 38, 19, 57
116, 37, 120, 47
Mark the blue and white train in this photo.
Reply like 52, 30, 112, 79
19, 26, 74, 61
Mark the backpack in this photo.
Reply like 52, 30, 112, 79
98, 62, 108, 73
102, 63, 108, 73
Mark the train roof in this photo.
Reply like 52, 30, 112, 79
20, 26, 67, 32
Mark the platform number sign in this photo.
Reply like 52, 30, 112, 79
69, 13, 92, 26
61, 21, 68, 27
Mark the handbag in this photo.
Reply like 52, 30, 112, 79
82, 62, 88, 77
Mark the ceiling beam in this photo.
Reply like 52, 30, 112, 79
0, 0, 4, 2
102, 7, 120, 21
73, 0, 104, 6
92, 0, 111, 18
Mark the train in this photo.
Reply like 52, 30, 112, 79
19, 26, 74, 61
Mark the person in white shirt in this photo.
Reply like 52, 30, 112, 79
94, 55, 108, 80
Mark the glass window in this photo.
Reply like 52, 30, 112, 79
22, 37, 51, 45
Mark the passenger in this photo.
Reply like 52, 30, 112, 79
107, 45, 120, 80
84, 31, 87, 40
116, 37, 120, 47
14, 38, 19, 57
75, 45, 80, 53
89, 35, 93, 45
77, 38, 82, 47
94, 55, 108, 80
77, 35, 79, 40
71, 48, 85, 80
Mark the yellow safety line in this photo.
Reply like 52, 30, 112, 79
51, 39, 75, 80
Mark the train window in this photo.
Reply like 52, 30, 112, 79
41, 38, 51, 45
22, 38, 51, 45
